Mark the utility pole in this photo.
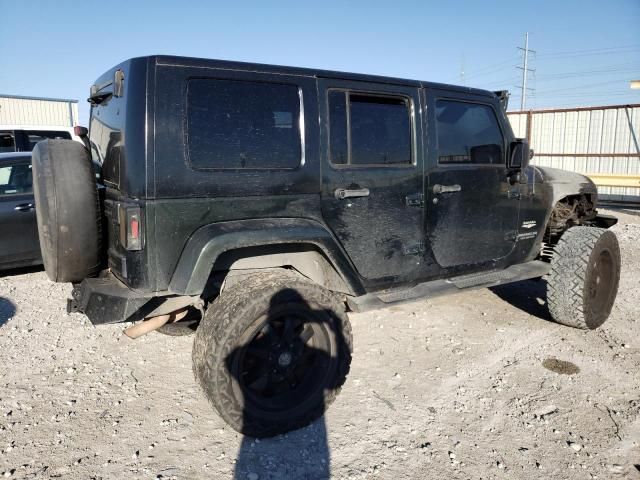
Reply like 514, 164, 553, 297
516, 32, 535, 110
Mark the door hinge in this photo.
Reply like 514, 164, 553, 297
405, 193, 424, 207
403, 242, 425, 256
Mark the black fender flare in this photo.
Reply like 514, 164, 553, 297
168, 218, 364, 296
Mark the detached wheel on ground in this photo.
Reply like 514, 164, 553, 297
192, 270, 352, 438
31, 139, 103, 282
547, 226, 620, 330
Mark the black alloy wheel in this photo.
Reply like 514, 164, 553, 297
232, 304, 333, 414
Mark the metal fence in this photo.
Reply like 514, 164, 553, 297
0, 94, 79, 127
507, 104, 640, 204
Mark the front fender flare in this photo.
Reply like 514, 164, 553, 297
169, 218, 364, 296
535, 166, 598, 205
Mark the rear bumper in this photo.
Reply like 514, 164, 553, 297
67, 273, 153, 325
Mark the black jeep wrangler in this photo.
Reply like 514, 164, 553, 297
31, 56, 620, 437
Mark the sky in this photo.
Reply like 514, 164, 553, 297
1, 0, 639, 125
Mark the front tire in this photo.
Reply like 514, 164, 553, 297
192, 271, 352, 438
547, 227, 620, 329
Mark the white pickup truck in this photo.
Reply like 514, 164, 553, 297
0, 125, 83, 153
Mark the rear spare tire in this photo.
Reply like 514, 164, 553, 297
32, 139, 103, 282
547, 226, 620, 329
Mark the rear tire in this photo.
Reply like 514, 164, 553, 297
31, 139, 103, 282
192, 270, 352, 438
547, 227, 620, 329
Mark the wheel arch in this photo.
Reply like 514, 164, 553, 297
168, 218, 364, 297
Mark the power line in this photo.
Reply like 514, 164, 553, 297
534, 79, 633, 94
535, 45, 640, 59
535, 64, 640, 79
450, 45, 639, 85
530, 92, 635, 99
445, 56, 520, 83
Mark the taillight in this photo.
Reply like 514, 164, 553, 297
119, 205, 143, 251
74, 125, 88, 137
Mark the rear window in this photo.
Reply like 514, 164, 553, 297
186, 78, 302, 170
0, 132, 16, 153
24, 130, 71, 150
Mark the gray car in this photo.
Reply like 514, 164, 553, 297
0, 152, 41, 270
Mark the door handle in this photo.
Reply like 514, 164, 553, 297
432, 184, 462, 195
334, 188, 370, 200
14, 203, 35, 212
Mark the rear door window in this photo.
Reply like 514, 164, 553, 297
0, 163, 32, 195
435, 100, 504, 165
329, 91, 412, 166
186, 78, 302, 170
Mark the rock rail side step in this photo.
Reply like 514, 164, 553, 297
347, 260, 550, 313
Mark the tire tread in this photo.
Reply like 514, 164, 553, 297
547, 226, 620, 329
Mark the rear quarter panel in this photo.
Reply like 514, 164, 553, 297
148, 62, 323, 291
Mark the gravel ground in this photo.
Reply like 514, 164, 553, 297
0, 208, 639, 480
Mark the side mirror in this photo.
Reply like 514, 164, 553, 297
509, 140, 530, 170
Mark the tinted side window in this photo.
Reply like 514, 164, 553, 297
329, 92, 412, 166
0, 163, 32, 195
187, 79, 302, 170
436, 100, 503, 165
24, 130, 71, 151
0, 131, 16, 153
328, 91, 348, 165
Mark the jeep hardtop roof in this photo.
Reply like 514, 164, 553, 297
118, 55, 496, 99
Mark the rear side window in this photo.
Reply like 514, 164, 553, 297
0, 163, 32, 195
186, 78, 302, 170
24, 130, 71, 151
329, 91, 412, 166
0, 132, 16, 153
436, 100, 503, 165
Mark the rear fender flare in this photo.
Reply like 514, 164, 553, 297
168, 218, 363, 296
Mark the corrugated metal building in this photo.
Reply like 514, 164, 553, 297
508, 104, 640, 203
0, 94, 79, 127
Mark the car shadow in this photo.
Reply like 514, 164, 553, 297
489, 278, 552, 321
0, 265, 43, 278
227, 288, 351, 479
0, 297, 17, 327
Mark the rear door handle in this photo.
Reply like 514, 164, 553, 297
432, 184, 462, 195
334, 188, 370, 200
14, 203, 35, 212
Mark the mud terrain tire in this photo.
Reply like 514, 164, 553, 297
547, 227, 620, 329
192, 270, 352, 438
